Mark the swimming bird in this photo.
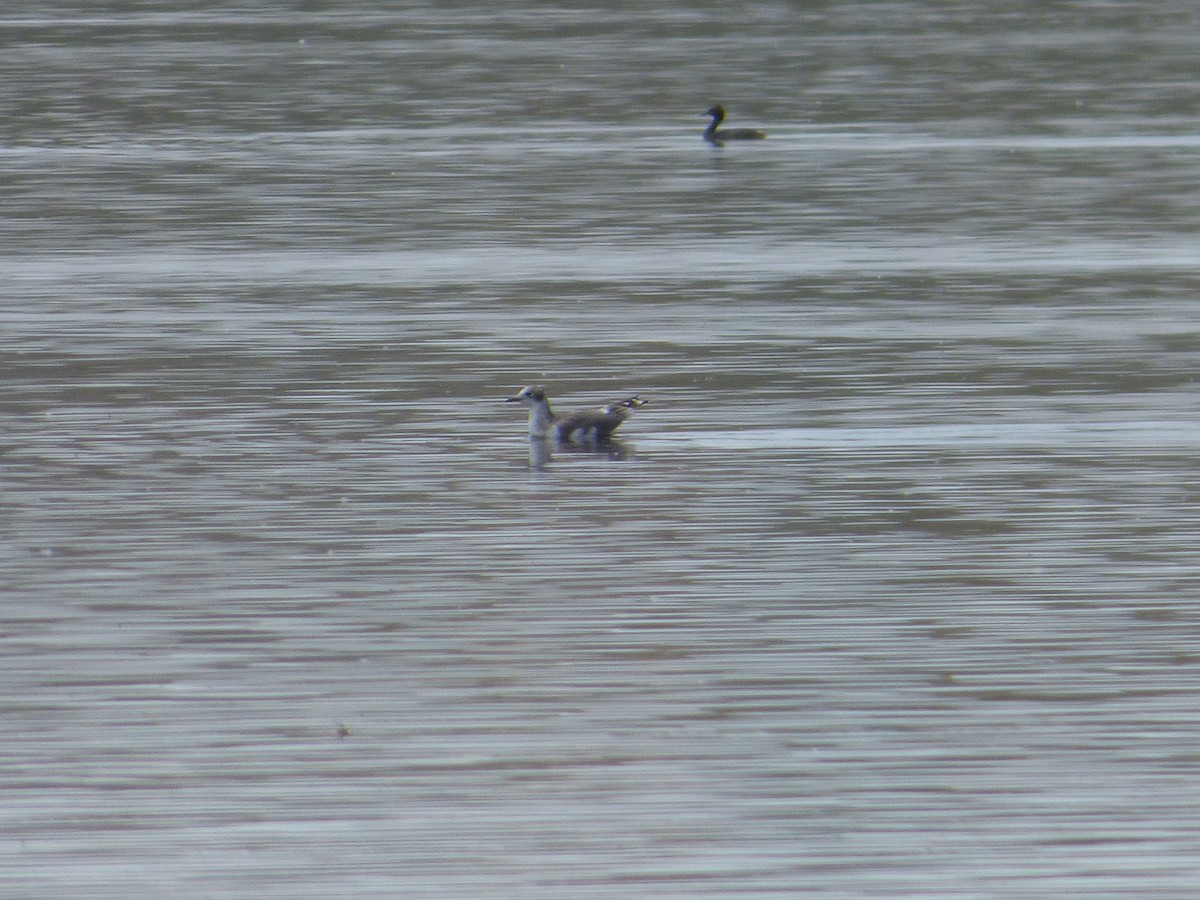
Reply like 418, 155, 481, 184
505, 386, 648, 444
703, 105, 766, 143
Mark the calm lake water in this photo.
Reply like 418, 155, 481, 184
4, 3, 1200, 897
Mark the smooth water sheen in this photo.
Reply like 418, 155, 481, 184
4, 3, 1200, 898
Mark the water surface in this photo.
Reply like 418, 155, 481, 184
4, 3, 1200, 897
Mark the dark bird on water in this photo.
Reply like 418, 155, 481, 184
703, 105, 767, 144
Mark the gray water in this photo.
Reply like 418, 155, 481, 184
4, 3, 1200, 897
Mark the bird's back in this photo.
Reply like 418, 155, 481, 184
554, 406, 629, 443
714, 127, 766, 141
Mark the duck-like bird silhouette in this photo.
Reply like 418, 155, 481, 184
505, 386, 649, 444
703, 105, 767, 143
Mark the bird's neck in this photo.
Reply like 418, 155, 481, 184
528, 399, 557, 437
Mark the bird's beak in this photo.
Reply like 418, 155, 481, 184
504, 396, 521, 402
